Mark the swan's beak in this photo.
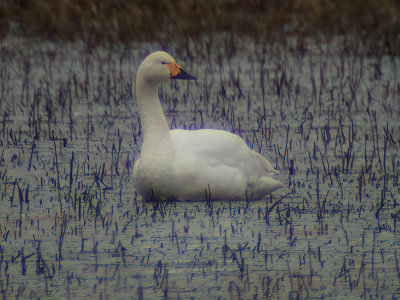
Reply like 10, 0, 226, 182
167, 62, 196, 80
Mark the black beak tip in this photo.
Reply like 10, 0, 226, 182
171, 68, 196, 80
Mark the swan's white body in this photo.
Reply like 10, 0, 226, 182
133, 51, 284, 201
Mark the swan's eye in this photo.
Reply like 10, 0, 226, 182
161, 62, 167, 65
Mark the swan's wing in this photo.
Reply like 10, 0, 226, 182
249, 150, 279, 174
170, 129, 278, 177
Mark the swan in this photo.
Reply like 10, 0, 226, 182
133, 51, 284, 201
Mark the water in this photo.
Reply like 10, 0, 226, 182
0, 36, 399, 299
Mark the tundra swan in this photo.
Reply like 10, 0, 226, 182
133, 51, 284, 201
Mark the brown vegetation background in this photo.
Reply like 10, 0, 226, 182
0, 0, 399, 44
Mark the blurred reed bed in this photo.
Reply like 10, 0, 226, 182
0, 0, 399, 48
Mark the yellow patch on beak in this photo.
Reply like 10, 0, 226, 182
167, 62, 181, 78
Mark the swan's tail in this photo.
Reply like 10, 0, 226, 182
255, 177, 285, 195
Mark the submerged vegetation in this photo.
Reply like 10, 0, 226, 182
0, 1, 399, 298
0, 34, 399, 298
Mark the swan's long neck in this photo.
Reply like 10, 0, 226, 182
136, 74, 172, 154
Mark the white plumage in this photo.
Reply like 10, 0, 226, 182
133, 51, 284, 201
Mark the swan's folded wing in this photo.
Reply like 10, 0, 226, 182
170, 129, 277, 177
249, 151, 279, 174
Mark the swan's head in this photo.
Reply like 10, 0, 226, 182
137, 51, 196, 85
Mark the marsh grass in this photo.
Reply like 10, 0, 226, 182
0, 0, 399, 51
0, 22, 399, 299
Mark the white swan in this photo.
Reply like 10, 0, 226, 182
133, 51, 284, 201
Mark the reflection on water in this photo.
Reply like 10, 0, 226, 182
0, 36, 399, 299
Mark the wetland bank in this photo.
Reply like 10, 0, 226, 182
1, 1, 400, 299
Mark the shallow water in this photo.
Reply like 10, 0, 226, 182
0, 36, 399, 299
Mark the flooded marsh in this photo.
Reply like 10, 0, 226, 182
0, 36, 400, 299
